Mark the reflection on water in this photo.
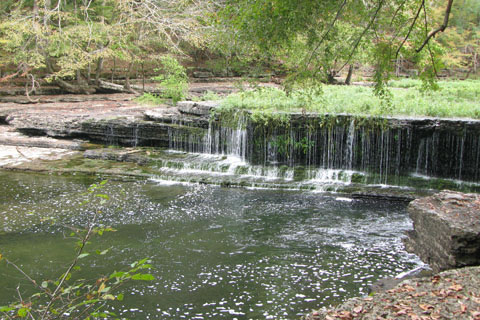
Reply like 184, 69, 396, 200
0, 172, 421, 319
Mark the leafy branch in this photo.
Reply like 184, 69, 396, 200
0, 181, 154, 320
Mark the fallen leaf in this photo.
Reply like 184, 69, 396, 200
449, 284, 463, 292
405, 285, 416, 292
395, 309, 408, 316
419, 304, 433, 311
336, 311, 353, 320
431, 275, 441, 284
407, 312, 421, 320
412, 292, 427, 297
353, 306, 363, 314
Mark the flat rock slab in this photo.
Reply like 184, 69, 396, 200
0, 145, 77, 167
304, 266, 480, 320
0, 125, 85, 150
177, 100, 219, 116
405, 191, 480, 272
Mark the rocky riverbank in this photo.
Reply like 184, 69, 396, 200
304, 266, 480, 320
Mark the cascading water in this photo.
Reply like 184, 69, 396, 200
159, 111, 480, 192
168, 115, 249, 160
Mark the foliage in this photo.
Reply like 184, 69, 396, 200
153, 56, 188, 105
135, 92, 165, 106
0, 180, 154, 319
220, 80, 480, 119
433, 0, 480, 76
192, 90, 222, 102
217, 0, 467, 90
0, 0, 212, 91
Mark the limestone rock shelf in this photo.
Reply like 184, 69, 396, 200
405, 190, 480, 272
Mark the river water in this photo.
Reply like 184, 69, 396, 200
0, 171, 421, 319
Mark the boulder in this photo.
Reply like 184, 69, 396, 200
404, 190, 480, 272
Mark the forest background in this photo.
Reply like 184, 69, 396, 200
0, 0, 478, 99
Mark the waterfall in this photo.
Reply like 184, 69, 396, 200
168, 114, 249, 160
161, 113, 480, 185
345, 119, 355, 170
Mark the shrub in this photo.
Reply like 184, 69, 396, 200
153, 56, 188, 105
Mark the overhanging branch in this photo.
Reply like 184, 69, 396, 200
415, 0, 454, 53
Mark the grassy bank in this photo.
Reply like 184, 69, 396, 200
220, 79, 480, 119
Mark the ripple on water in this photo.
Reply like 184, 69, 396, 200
0, 172, 422, 319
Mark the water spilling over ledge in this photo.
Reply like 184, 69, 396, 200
3, 100, 480, 193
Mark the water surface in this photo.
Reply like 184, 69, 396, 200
0, 172, 421, 319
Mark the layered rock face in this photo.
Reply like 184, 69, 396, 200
1, 99, 480, 182
404, 191, 480, 272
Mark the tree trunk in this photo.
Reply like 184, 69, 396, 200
474, 51, 477, 74
96, 57, 104, 85
123, 62, 139, 94
111, 57, 116, 82
326, 70, 337, 84
43, 0, 51, 26
33, 0, 39, 18
56, 78, 96, 94
124, 62, 133, 91
345, 65, 354, 85
141, 62, 145, 92
45, 57, 95, 94
87, 63, 91, 84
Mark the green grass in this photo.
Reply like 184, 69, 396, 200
134, 93, 165, 106
191, 90, 222, 102
220, 79, 480, 119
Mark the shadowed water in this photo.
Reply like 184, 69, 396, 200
0, 172, 421, 319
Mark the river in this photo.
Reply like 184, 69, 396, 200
0, 171, 421, 319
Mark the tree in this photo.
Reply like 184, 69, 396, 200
433, 0, 480, 77
218, 0, 457, 88
0, 0, 213, 95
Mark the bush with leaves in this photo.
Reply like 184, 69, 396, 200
0, 180, 154, 319
154, 56, 189, 105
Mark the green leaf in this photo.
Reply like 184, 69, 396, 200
131, 273, 154, 281
99, 286, 111, 293
41, 281, 48, 288
0, 306, 14, 312
102, 294, 115, 300
17, 307, 28, 317
116, 293, 124, 301
109, 271, 126, 279
78, 253, 90, 259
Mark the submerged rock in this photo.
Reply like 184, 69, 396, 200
404, 190, 480, 272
